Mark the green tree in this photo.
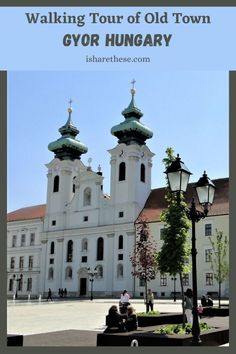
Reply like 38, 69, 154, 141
130, 216, 158, 312
156, 147, 191, 326
209, 229, 229, 308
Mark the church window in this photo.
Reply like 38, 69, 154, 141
30, 233, 35, 246
83, 187, 91, 206
119, 162, 126, 181
82, 256, 87, 263
53, 175, 59, 192
27, 278, 32, 291
48, 267, 54, 280
117, 264, 123, 278
19, 256, 24, 269
49, 258, 54, 264
82, 238, 88, 252
52, 220, 56, 226
50, 242, 55, 255
28, 256, 33, 269
118, 254, 123, 261
119, 211, 124, 218
12, 235, 17, 247
67, 240, 73, 262
97, 237, 104, 261
96, 265, 103, 278
65, 266, 73, 279
140, 163, 145, 182
118, 235, 123, 249
83, 216, 88, 222
72, 176, 76, 193
21, 234, 26, 247
10, 257, 15, 269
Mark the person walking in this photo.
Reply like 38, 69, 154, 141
47, 288, 53, 301
64, 288, 67, 297
184, 288, 193, 324
145, 289, 154, 312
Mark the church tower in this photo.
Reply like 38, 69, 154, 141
109, 81, 155, 222
44, 101, 88, 231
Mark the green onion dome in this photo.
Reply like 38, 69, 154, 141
111, 83, 153, 146
48, 102, 88, 160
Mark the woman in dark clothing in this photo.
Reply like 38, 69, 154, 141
105, 305, 125, 332
125, 305, 138, 332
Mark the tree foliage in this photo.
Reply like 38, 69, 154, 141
157, 147, 191, 275
156, 147, 191, 326
209, 229, 229, 307
130, 216, 158, 311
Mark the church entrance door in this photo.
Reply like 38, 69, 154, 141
80, 278, 87, 296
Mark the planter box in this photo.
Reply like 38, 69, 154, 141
137, 313, 184, 327
97, 327, 229, 347
203, 307, 229, 317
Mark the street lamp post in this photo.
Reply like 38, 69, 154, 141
171, 276, 177, 302
13, 274, 23, 299
165, 155, 215, 346
87, 267, 98, 301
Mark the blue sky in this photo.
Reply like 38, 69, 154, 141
7, 71, 229, 212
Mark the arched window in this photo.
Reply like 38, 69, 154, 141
67, 240, 73, 262
140, 163, 145, 182
119, 162, 126, 181
96, 265, 103, 278
65, 266, 73, 279
83, 187, 91, 206
118, 235, 123, 249
97, 237, 104, 261
50, 241, 55, 255
48, 267, 54, 280
72, 176, 76, 193
117, 264, 123, 278
82, 238, 88, 252
53, 175, 59, 192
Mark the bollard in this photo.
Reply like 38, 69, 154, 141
28, 294, 31, 302
38, 294, 42, 303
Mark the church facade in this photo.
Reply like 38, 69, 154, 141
7, 88, 229, 299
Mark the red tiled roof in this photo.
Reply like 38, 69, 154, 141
139, 178, 229, 222
7, 204, 46, 222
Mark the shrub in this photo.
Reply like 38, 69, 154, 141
154, 322, 213, 335
137, 311, 160, 316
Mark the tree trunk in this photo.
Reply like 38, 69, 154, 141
145, 278, 148, 313
179, 273, 186, 328
219, 281, 222, 308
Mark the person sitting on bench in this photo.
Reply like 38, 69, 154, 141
125, 305, 138, 332
104, 305, 126, 332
